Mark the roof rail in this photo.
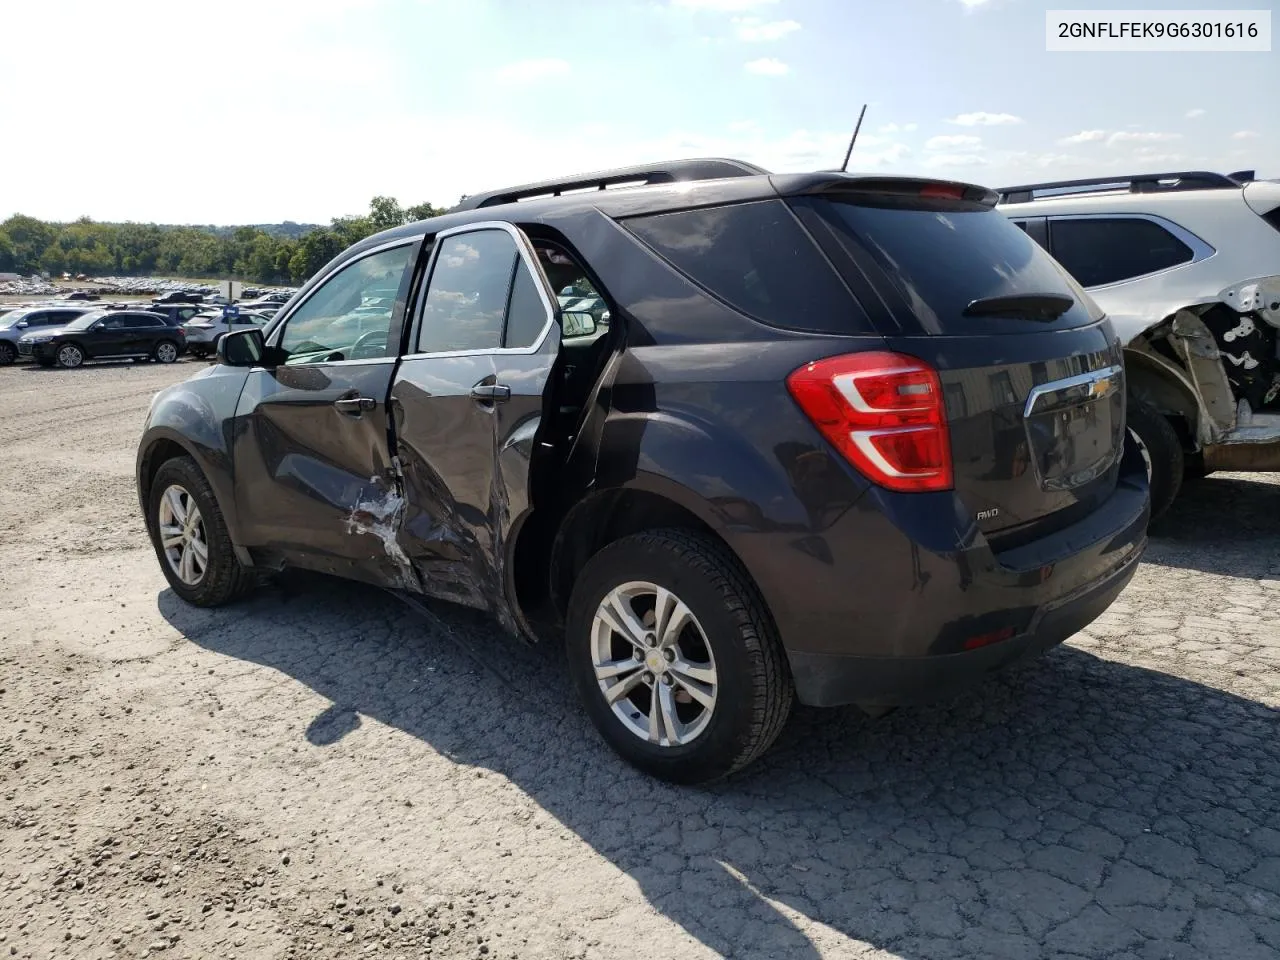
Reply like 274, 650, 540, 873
451, 157, 771, 211
997, 171, 1241, 204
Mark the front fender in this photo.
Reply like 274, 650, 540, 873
136, 367, 250, 543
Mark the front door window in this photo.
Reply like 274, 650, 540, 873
278, 244, 413, 363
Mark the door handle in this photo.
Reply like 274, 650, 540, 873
470, 383, 511, 404
334, 396, 377, 416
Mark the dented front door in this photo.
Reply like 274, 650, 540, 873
231, 239, 422, 587
389, 223, 560, 618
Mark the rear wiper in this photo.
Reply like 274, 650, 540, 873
962, 293, 1074, 321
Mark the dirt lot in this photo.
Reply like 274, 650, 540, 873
1, 360, 1278, 960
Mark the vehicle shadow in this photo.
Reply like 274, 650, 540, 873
159, 572, 1280, 959
1146, 473, 1280, 578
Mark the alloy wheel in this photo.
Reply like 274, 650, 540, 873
157, 484, 208, 586
590, 581, 718, 747
156, 342, 178, 363
57, 344, 83, 368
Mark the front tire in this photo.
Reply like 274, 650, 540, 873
1127, 399, 1183, 521
147, 456, 255, 606
565, 529, 793, 784
0, 342, 15, 365
56, 343, 85, 369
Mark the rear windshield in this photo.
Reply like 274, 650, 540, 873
812, 199, 1096, 335
624, 199, 870, 334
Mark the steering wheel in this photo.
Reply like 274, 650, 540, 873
349, 329, 386, 360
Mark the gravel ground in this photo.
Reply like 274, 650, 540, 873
1, 360, 1278, 960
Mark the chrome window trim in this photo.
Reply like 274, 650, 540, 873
1023, 363, 1124, 418
265, 236, 422, 351
274, 356, 398, 370
1045, 213, 1216, 290
409, 220, 558, 358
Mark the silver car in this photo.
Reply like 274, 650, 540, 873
182, 310, 270, 359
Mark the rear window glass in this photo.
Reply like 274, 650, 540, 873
624, 200, 866, 334
814, 199, 1093, 335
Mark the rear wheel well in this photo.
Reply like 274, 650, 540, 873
1123, 347, 1201, 451
512, 489, 722, 632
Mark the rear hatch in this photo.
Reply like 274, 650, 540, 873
786, 180, 1126, 544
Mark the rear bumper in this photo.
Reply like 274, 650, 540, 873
789, 534, 1141, 707
755, 437, 1150, 708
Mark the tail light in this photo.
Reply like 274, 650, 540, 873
787, 351, 953, 493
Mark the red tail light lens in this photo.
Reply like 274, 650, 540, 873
786, 351, 953, 493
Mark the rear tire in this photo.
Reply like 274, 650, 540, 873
153, 340, 179, 364
147, 455, 255, 606
565, 529, 793, 784
1127, 399, 1183, 521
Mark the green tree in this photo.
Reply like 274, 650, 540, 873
2, 214, 57, 274
368, 196, 405, 232
0, 231, 15, 272
405, 201, 445, 222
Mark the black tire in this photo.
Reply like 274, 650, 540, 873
153, 339, 180, 364
147, 455, 255, 606
55, 342, 85, 369
565, 529, 793, 784
1127, 399, 1184, 521
1183, 452, 1214, 482
0, 342, 15, 365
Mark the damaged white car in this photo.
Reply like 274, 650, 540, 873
1000, 170, 1280, 518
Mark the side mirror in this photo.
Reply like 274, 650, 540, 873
561, 311, 597, 338
218, 327, 266, 367
14, 321, 28, 329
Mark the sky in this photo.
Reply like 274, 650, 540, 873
3, 0, 1276, 225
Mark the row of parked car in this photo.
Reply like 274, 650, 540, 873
0, 290, 294, 367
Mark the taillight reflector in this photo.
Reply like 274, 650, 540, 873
919, 184, 966, 200
786, 351, 953, 493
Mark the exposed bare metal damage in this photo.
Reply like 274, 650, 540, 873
1120, 274, 1280, 467
345, 481, 419, 590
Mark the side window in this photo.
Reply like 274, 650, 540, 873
503, 263, 550, 349
100, 316, 126, 330
417, 230, 517, 353
625, 199, 863, 334
1049, 218, 1195, 288
50, 312, 79, 325
279, 244, 413, 363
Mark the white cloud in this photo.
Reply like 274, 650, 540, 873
947, 111, 1023, 127
733, 17, 800, 41
925, 134, 982, 150
924, 153, 988, 168
745, 57, 789, 76
956, 0, 993, 7
1233, 130, 1261, 140
1107, 131, 1181, 146
494, 58, 571, 83
1059, 129, 1107, 144
1186, 108, 1206, 119
878, 122, 918, 134
672, 0, 778, 10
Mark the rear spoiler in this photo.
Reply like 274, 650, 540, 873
772, 172, 999, 207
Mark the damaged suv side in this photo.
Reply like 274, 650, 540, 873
1000, 171, 1280, 517
139, 159, 1149, 782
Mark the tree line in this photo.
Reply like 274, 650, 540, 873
0, 196, 446, 286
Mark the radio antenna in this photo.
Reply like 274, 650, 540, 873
840, 104, 868, 172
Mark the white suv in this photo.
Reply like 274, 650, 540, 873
999, 171, 1280, 518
